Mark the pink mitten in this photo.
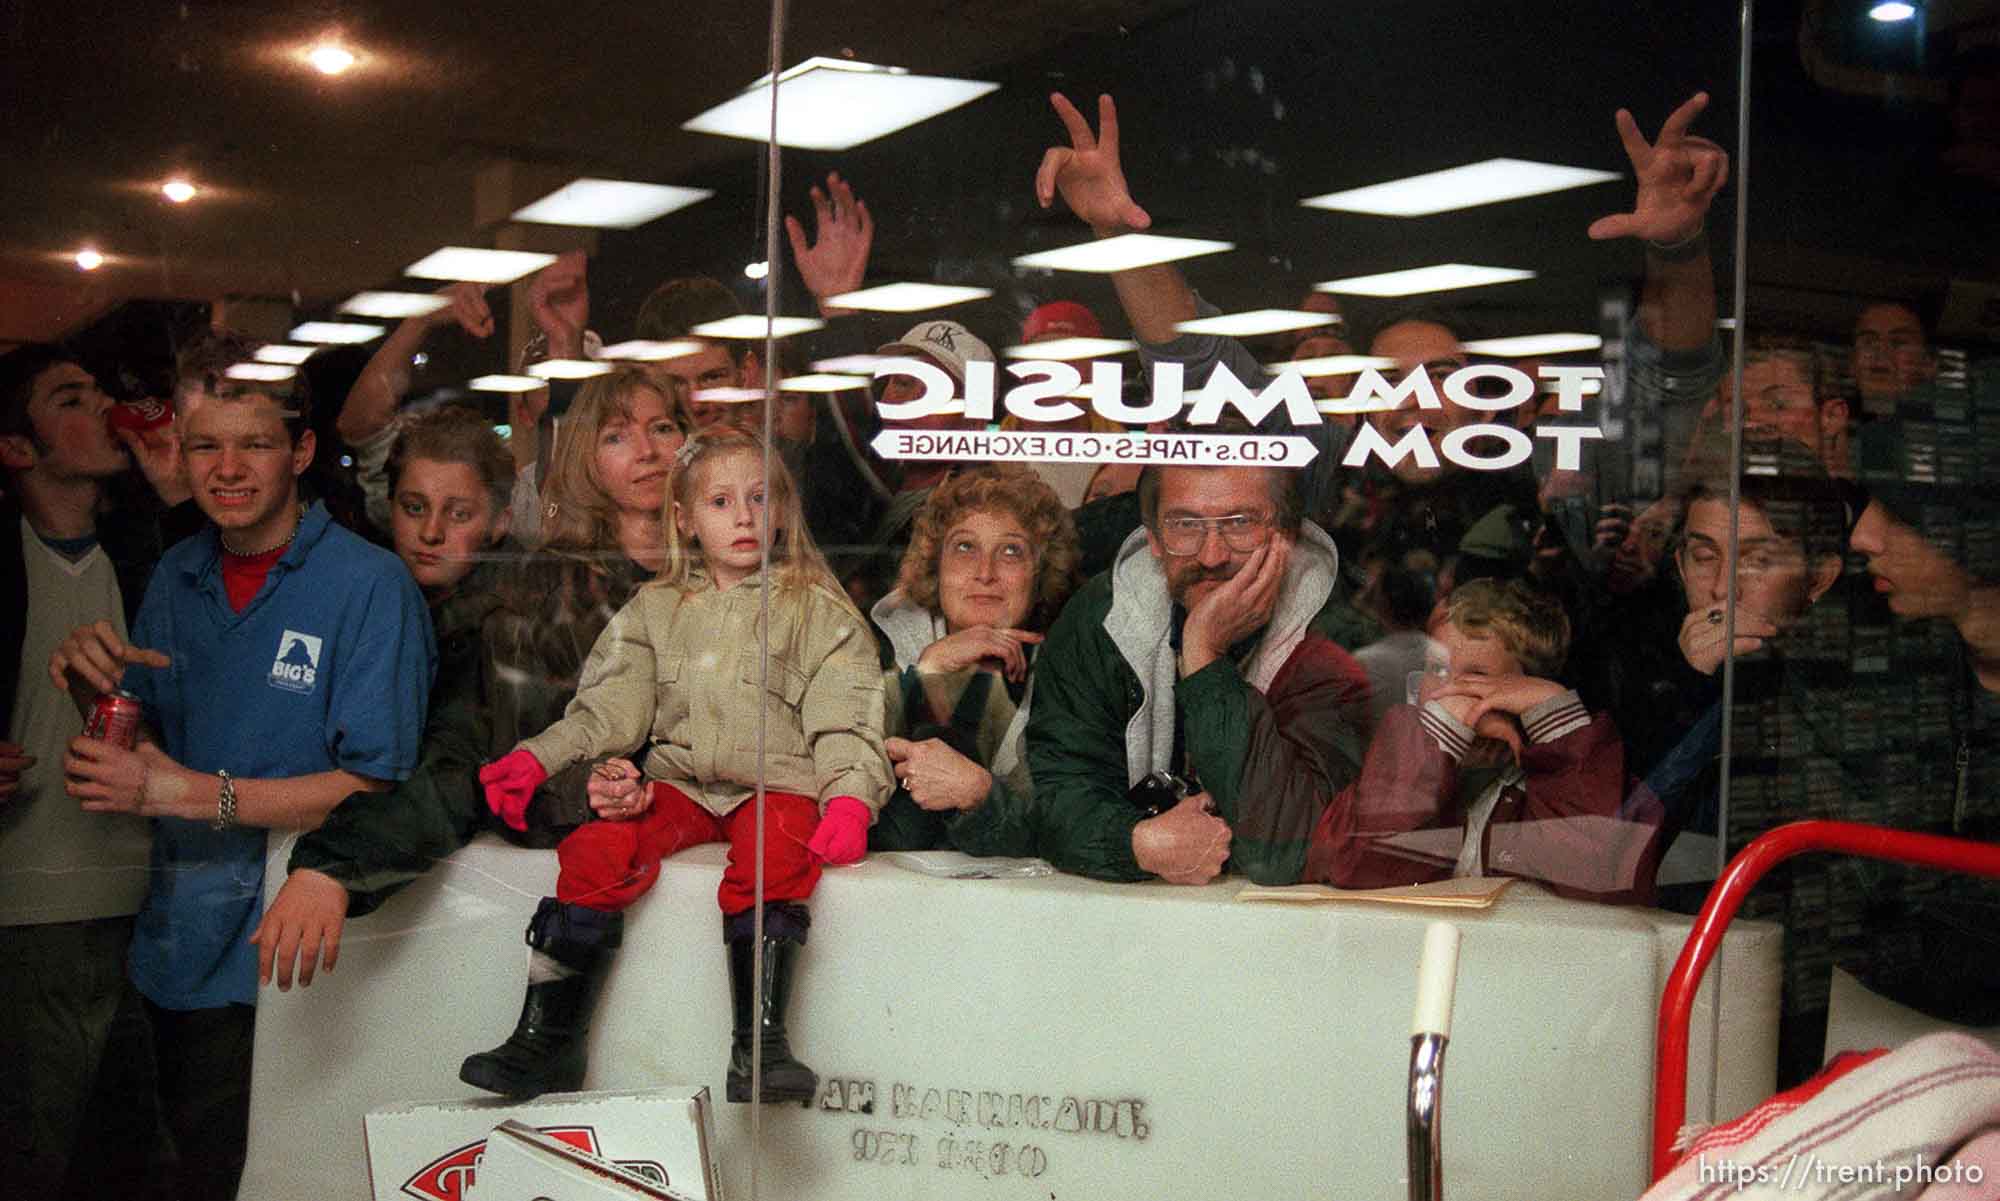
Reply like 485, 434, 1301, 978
805, 796, 871, 865
478, 749, 548, 832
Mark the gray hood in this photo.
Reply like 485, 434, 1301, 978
1103, 519, 1340, 786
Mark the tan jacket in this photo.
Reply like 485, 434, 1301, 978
519, 571, 891, 818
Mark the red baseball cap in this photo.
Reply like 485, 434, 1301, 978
1022, 300, 1103, 344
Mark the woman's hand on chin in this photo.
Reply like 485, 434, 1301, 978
916, 626, 1042, 683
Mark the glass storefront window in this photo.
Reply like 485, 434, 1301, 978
3, 2, 1994, 1199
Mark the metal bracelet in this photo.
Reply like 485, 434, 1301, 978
212, 769, 238, 831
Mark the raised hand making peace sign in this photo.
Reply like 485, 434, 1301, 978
1588, 91, 1730, 247
1035, 92, 1154, 238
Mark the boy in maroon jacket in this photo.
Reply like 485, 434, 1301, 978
1305, 578, 1665, 904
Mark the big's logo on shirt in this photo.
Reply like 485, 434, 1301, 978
269, 629, 323, 693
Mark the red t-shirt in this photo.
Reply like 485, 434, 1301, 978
221, 544, 288, 612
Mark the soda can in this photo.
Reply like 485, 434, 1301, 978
84, 690, 145, 750
106, 396, 173, 438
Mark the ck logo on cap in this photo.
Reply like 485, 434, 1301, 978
269, 629, 323, 694
922, 322, 959, 352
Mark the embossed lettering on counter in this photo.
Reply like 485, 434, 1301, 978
819, 1076, 1151, 1180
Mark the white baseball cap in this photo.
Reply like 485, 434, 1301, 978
878, 319, 995, 388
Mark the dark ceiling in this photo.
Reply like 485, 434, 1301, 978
2, 0, 1995, 353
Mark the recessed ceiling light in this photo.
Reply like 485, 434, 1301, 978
689, 316, 826, 339
526, 359, 613, 380
744, 261, 769, 281
289, 321, 386, 344
510, 178, 713, 229
469, 375, 547, 393
307, 42, 357, 76
827, 283, 994, 312
338, 291, 451, 320
1013, 234, 1234, 274
682, 56, 999, 151
1275, 355, 1396, 377
600, 340, 703, 362
224, 363, 297, 382
254, 345, 318, 365
1869, 1, 1917, 20
1003, 337, 1138, 360
1461, 332, 1604, 357
812, 354, 893, 373
1314, 264, 1535, 297
74, 248, 104, 271
404, 247, 557, 285
779, 373, 872, 392
1300, 158, 1621, 217
161, 179, 198, 204
1174, 309, 1338, 338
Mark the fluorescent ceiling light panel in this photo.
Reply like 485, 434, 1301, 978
1174, 309, 1338, 338
812, 354, 892, 373
1004, 337, 1137, 361
290, 321, 385, 344
526, 359, 613, 380
1315, 264, 1534, 297
224, 363, 296, 382
511, 178, 713, 229
469, 375, 547, 393
826, 283, 994, 312
682, 56, 999, 151
600, 340, 704, 362
692, 387, 766, 403
405, 247, 557, 284
689, 315, 825, 340
780, 374, 871, 392
254, 344, 318, 365
1013, 234, 1233, 274
1300, 158, 1621, 217
1275, 354, 1396, 377
1461, 332, 1604, 357
338, 291, 451, 320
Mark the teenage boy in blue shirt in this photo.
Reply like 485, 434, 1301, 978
50, 331, 434, 1201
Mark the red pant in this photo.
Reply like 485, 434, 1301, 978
555, 783, 823, 915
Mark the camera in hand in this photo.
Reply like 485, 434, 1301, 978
1126, 770, 1196, 819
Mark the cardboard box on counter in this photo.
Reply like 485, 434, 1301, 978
364, 1086, 722, 1201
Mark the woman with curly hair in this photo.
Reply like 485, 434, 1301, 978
868, 464, 1081, 855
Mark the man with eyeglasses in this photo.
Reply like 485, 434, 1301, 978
1025, 456, 1374, 886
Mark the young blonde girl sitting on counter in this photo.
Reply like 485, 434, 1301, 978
465, 427, 890, 1103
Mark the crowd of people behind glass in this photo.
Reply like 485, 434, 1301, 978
3, 86, 1997, 1200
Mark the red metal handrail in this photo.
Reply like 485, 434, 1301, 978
1652, 819, 2000, 1180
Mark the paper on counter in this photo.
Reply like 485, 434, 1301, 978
1236, 876, 1514, 908
885, 851, 1054, 879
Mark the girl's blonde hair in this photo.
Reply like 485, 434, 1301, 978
537, 368, 688, 566
658, 427, 854, 615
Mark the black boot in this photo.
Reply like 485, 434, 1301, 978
461, 898, 623, 1099
725, 906, 818, 1105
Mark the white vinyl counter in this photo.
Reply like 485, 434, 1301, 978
241, 834, 1779, 1201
